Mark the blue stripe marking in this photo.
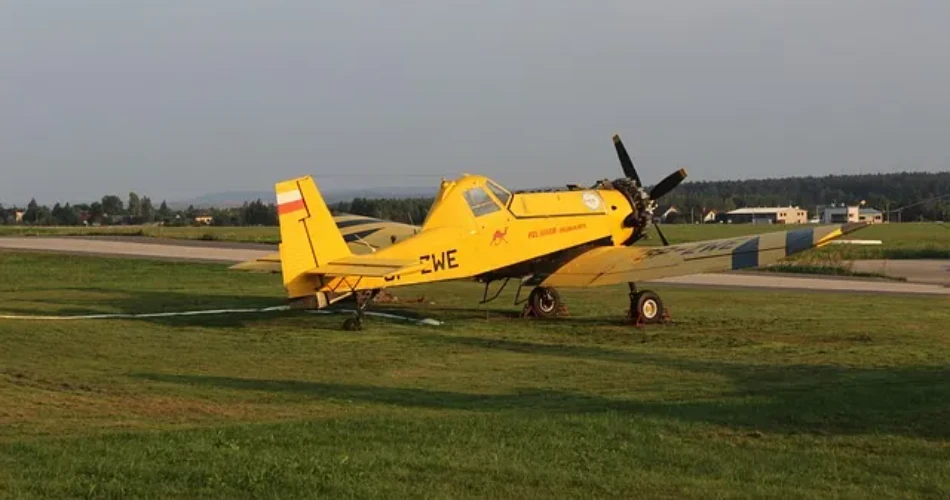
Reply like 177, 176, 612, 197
785, 228, 815, 257
731, 237, 760, 270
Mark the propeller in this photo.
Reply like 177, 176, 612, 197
609, 134, 688, 246
612, 134, 641, 185
654, 222, 670, 246
649, 168, 688, 200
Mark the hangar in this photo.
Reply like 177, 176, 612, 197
821, 205, 884, 224
725, 206, 808, 224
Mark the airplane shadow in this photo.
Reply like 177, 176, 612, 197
0, 286, 447, 330
383, 301, 632, 325
135, 346, 949, 440
1, 286, 301, 329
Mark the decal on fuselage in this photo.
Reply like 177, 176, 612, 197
383, 249, 460, 282
582, 192, 601, 210
420, 249, 459, 274
490, 227, 509, 246
528, 223, 587, 239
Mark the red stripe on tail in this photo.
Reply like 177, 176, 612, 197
278, 199, 306, 215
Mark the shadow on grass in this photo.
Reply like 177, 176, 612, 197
0, 287, 447, 329
0, 286, 292, 329
413, 307, 638, 327
136, 354, 949, 440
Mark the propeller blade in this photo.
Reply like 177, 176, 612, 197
649, 167, 688, 200
612, 134, 641, 185
654, 223, 670, 246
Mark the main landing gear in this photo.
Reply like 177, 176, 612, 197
521, 286, 568, 318
482, 279, 669, 325
480, 279, 570, 319
627, 283, 669, 326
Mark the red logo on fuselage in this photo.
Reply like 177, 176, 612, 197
490, 226, 509, 246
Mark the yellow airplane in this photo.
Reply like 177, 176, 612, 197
235, 134, 868, 330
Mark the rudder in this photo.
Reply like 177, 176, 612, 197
275, 176, 351, 298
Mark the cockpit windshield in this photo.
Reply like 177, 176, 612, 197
463, 187, 501, 217
486, 180, 511, 206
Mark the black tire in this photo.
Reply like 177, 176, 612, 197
633, 290, 663, 324
528, 287, 561, 318
342, 317, 362, 331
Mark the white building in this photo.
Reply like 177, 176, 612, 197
725, 206, 808, 224
820, 205, 883, 224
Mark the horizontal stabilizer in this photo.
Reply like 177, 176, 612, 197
229, 252, 281, 272
305, 255, 428, 278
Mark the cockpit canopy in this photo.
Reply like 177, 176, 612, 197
422, 175, 512, 230
462, 179, 511, 217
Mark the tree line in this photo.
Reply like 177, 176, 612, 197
0, 192, 278, 227
657, 171, 950, 223
2, 171, 948, 226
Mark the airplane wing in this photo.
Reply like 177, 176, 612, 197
532, 222, 868, 288
230, 213, 420, 272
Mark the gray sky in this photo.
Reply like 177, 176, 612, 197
2, 0, 949, 204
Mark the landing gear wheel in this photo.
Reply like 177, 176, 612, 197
632, 290, 663, 324
342, 317, 362, 331
528, 286, 561, 318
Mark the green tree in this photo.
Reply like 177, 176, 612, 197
52, 203, 80, 225
89, 201, 104, 225
157, 200, 171, 222
24, 198, 39, 224
242, 199, 274, 225
127, 192, 141, 222
140, 196, 154, 223
100, 195, 123, 222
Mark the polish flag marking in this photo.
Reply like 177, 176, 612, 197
277, 188, 306, 215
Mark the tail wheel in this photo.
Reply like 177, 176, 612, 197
633, 290, 663, 324
529, 286, 561, 318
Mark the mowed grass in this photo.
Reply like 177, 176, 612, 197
3, 221, 949, 259
0, 253, 949, 498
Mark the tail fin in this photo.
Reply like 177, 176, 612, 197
275, 176, 351, 296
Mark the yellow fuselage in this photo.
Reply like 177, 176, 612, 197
312, 174, 636, 294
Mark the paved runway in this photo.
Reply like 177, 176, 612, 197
2, 236, 948, 296
849, 259, 950, 286
0, 236, 268, 263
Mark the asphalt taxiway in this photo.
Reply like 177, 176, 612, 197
1, 236, 948, 296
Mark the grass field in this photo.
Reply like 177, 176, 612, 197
2, 221, 948, 260
1, 252, 948, 498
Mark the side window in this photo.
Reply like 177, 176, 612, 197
486, 181, 511, 207
463, 187, 500, 217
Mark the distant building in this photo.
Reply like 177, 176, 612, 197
14, 210, 25, 224
725, 206, 808, 224
821, 205, 883, 224
701, 209, 717, 223
859, 208, 883, 223
194, 215, 213, 225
